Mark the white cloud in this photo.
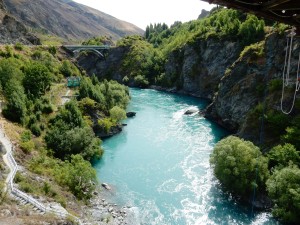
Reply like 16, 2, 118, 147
73, 0, 214, 29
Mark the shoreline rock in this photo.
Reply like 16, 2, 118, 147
126, 112, 136, 118
82, 186, 139, 225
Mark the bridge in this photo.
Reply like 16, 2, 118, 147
62, 45, 111, 58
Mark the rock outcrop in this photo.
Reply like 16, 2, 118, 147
164, 38, 242, 99
205, 32, 300, 142
0, 0, 40, 44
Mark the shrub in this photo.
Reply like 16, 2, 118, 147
20, 140, 35, 154
266, 165, 300, 224
134, 75, 149, 88
14, 42, 24, 51
30, 123, 42, 137
269, 79, 282, 92
21, 130, 32, 142
48, 46, 57, 55
282, 126, 300, 148
98, 118, 115, 133
23, 62, 52, 98
267, 144, 300, 169
63, 154, 97, 200
109, 106, 126, 123
210, 136, 269, 196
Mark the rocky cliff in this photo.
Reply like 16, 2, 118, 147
206, 32, 300, 143
163, 38, 243, 99
0, 0, 40, 44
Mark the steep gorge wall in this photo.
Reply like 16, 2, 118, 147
76, 32, 298, 143
206, 32, 300, 142
164, 38, 243, 99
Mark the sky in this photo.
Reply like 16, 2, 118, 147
73, 0, 215, 29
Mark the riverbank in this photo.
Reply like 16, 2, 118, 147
81, 187, 138, 225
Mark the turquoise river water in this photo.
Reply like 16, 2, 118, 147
93, 88, 278, 225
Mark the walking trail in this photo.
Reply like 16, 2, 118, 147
0, 97, 82, 224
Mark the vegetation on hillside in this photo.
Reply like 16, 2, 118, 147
0, 44, 129, 203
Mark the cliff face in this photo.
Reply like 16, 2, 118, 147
77, 46, 128, 83
206, 32, 300, 142
164, 38, 242, 98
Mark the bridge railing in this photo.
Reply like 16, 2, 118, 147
63, 44, 111, 50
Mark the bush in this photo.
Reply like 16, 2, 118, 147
20, 140, 35, 154
134, 75, 149, 88
30, 123, 42, 137
21, 130, 32, 142
267, 144, 300, 169
48, 46, 57, 55
98, 118, 115, 133
210, 136, 269, 196
61, 154, 97, 200
266, 165, 300, 224
109, 106, 126, 123
269, 79, 282, 92
14, 42, 24, 51
23, 62, 52, 98
282, 126, 300, 147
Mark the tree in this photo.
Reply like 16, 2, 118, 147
267, 144, 300, 169
282, 126, 300, 148
210, 136, 269, 196
266, 165, 300, 224
23, 62, 52, 98
52, 101, 84, 129
59, 60, 79, 77
63, 154, 97, 200
109, 106, 126, 123
2, 79, 27, 123
45, 101, 102, 160
238, 14, 265, 46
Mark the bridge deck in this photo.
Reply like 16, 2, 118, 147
63, 45, 110, 51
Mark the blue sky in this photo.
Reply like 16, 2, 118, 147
73, 0, 215, 29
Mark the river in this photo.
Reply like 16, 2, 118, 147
93, 88, 278, 225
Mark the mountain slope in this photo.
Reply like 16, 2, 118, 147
3, 0, 143, 41
0, 0, 40, 44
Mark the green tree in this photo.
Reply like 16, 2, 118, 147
2, 79, 27, 123
266, 165, 300, 224
282, 126, 300, 148
238, 14, 265, 46
267, 144, 300, 169
23, 62, 52, 98
210, 136, 269, 196
67, 154, 97, 199
109, 106, 126, 123
59, 60, 79, 77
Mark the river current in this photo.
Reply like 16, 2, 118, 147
93, 88, 278, 225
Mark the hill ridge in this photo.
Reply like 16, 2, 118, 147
3, 0, 143, 41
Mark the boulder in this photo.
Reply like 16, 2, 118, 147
101, 183, 111, 190
126, 112, 136, 117
184, 108, 198, 115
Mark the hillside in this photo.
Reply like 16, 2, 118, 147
3, 0, 143, 41
0, 0, 40, 44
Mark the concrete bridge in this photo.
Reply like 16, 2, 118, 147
63, 45, 111, 58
